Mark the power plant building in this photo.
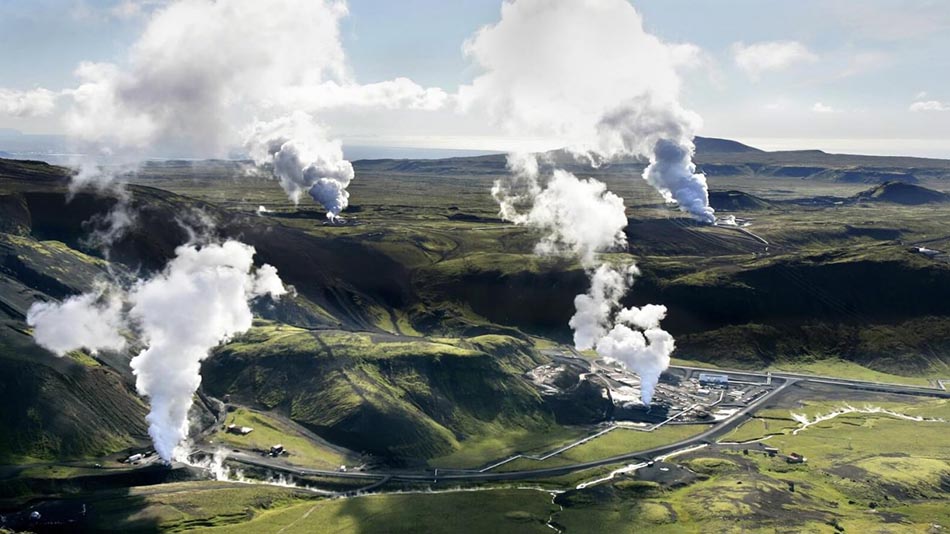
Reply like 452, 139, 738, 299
698, 373, 729, 387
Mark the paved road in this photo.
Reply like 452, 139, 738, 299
223, 364, 950, 485
226, 379, 797, 483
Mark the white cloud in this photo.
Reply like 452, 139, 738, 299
909, 100, 950, 112
732, 40, 818, 78
838, 51, 891, 78
0, 88, 58, 117
668, 43, 706, 70
110, 0, 168, 19
64, 0, 350, 157
812, 102, 836, 113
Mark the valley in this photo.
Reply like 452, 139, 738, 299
1, 143, 949, 533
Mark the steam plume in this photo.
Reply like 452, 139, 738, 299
26, 240, 286, 461
569, 264, 636, 350
569, 264, 674, 405
493, 154, 628, 265
53, 0, 444, 219
460, 0, 715, 223
245, 112, 354, 221
128, 240, 285, 460
27, 284, 126, 356
470, 0, 683, 404
594, 100, 714, 223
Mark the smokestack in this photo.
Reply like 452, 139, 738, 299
27, 240, 286, 461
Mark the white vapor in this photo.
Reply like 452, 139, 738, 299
63, 0, 351, 158
27, 285, 126, 356
468, 0, 681, 405
569, 264, 674, 405
279, 78, 449, 112
570, 264, 635, 350
460, 0, 715, 223
245, 112, 354, 221
56, 0, 445, 212
493, 154, 628, 265
595, 310, 674, 406
0, 88, 58, 117
26, 240, 286, 461
128, 240, 285, 461
594, 99, 714, 223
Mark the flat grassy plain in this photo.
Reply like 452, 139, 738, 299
494, 425, 705, 472
94, 396, 944, 533
553, 397, 950, 533
675, 356, 940, 387
428, 425, 590, 469
86, 482, 308, 533
194, 489, 558, 534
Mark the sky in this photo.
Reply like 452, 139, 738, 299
1, 0, 949, 158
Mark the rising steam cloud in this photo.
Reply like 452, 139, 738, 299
27, 284, 126, 356
569, 264, 675, 405
27, 240, 286, 461
494, 153, 628, 265
461, 0, 714, 223
245, 112, 354, 221
52, 0, 444, 219
471, 0, 683, 404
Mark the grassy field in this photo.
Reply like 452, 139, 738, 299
553, 399, 950, 533
764, 357, 938, 386
3, 153, 950, 531
86, 482, 308, 533
428, 425, 590, 469
494, 425, 705, 473
194, 489, 558, 534
211, 408, 355, 470
673, 355, 944, 387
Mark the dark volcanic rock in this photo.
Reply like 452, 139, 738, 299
854, 181, 950, 205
